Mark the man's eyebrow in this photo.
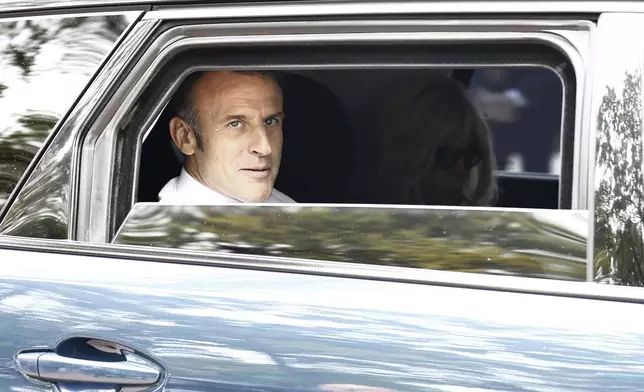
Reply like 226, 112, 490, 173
220, 114, 249, 122
218, 112, 284, 123
265, 111, 284, 119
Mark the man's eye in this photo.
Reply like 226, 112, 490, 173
228, 120, 241, 128
265, 117, 280, 126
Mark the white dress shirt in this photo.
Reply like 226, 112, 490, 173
158, 168, 295, 204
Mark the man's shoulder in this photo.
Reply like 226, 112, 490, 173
271, 188, 296, 203
158, 171, 236, 204
158, 176, 180, 204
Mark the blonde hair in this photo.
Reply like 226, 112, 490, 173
358, 76, 497, 206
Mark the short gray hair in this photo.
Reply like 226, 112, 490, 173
169, 70, 280, 151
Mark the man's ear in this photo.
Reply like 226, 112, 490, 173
169, 116, 198, 156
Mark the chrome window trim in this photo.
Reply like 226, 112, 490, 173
70, 18, 161, 241
0, 17, 159, 238
577, 26, 596, 223
0, 232, 641, 304
494, 171, 560, 181
0, 0, 150, 15
78, 19, 590, 243
145, 1, 644, 20
0, 8, 145, 22
0, 0, 644, 16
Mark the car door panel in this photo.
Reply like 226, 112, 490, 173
2, 248, 644, 392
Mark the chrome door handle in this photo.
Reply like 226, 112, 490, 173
16, 351, 160, 386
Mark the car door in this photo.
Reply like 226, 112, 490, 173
2, 3, 644, 392
4, 244, 644, 392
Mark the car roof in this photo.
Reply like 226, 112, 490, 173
1, 1, 643, 21
1, 0, 148, 14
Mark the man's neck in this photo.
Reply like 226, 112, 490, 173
182, 162, 242, 202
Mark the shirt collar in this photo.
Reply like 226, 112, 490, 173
174, 168, 240, 203
159, 167, 295, 204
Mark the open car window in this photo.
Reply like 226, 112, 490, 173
137, 65, 570, 211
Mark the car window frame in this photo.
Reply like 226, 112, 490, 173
73, 17, 591, 245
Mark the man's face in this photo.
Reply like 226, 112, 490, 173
184, 71, 284, 202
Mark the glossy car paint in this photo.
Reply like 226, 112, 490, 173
3, 2, 644, 392
3, 250, 644, 392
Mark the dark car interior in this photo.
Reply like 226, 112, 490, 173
137, 67, 563, 209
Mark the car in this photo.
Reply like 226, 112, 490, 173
2, 0, 644, 391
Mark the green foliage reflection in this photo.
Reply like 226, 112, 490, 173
595, 71, 644, 285
116, 205, 587, 280
0, 14, 130, 212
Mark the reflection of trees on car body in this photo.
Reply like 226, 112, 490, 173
0, 14, 131, 212
595, 70, 644, 286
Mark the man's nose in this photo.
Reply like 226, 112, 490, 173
249, 125, 272, 156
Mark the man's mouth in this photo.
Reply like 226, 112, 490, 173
241, 167, 271, 179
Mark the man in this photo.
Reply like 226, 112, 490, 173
158, 70, 295, 203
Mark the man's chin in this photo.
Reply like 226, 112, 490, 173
236, 187, 273, 203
